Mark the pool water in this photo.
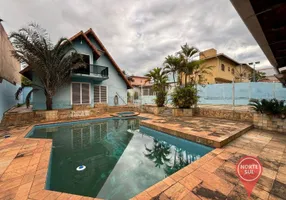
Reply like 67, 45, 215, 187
27, 118, 213, 200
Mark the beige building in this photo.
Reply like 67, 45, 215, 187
0, 22, 20, 84
182, 48, 254, 84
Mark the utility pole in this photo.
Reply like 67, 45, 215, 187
249, 61, 260, 82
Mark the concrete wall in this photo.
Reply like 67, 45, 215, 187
0, 80, 19, 121
32, 34, 127, 110
140, 82, 286, 106
0, 22, 21, 84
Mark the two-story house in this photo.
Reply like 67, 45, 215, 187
181, 48, 254, 84
20, 28, 132, 110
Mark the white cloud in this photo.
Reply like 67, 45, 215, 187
0, 0, 275, 76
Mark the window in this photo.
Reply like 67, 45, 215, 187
221, 64, 225, 71
72, 83, 90, 104
94, 85, 107, 103
244, 73, 246, 77
231, 68, 234, 74
143, 89, 149, 96
228, 67, 230, 72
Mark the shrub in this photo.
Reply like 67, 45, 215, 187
172, 85, 198, 108
249, 98, 286, 118
155, 91, 167, 107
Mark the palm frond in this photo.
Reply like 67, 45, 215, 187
25, 88, 39, 108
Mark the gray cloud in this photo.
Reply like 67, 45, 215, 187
0, 0, 274, 76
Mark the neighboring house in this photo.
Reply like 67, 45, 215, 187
20, 28, 132, 110
181, 48, 254, 84
0, 21, 21, 121
128, 75, 175, 104
259, 75, 280, 83
128, 76, 153, 100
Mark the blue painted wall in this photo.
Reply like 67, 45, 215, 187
19, 87, 33, 104
140, 82, 286, 105
32, 35, 127, 110
0, 80, 19, 121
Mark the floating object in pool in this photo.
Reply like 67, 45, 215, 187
76, 165, 86, 171
111, 111, 140, 117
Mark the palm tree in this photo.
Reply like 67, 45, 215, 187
11, 23, 85, 110
144, 139, 171, 168
177, 44, 213, 86
190, 61, 213, 85
163, 55, 181, 85
145, 67, 168, 107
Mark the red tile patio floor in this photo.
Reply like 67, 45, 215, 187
0, 114, 285, 200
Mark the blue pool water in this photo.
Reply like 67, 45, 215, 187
26, 117, 213, 200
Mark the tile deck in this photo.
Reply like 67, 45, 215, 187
140, 114, 253, 147
0, 114, 285, 200
133, 128, 286, 200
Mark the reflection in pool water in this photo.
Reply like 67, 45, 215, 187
27, 118, 212, 200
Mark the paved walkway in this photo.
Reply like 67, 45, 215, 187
140, 114, 253, 147
0, 116, 285, 200
132, 129, 286, 200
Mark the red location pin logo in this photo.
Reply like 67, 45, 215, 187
236, 156, 263, 197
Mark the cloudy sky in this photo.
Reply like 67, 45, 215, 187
0, 0, 275, 75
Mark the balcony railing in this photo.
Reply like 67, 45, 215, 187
90, 64, 108, 77
72, 64, 108, 79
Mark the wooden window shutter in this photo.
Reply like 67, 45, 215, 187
81, 83, 90, 104
72, 83, 81, 104
100, 86, 107, 103
94, 86, 100, 103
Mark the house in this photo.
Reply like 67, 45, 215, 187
20, 28, 132, 110
181, 48, 254, 84
128, 76, 153, 99
0, 21, 21, 121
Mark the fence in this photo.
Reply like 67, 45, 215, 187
139, 82, 286, 106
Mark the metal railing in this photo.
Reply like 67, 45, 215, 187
90, 64, 108, 77
72, 64, 108, 78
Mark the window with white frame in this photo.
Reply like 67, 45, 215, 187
94, 85, 107, 103
72, 82, 90, 104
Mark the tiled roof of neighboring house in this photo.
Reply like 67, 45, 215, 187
20, 28, 132, 89
202, 53, 241, 66
129, 75, 152, 87
259, 75, 280, 83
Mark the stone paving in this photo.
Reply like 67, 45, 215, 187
140, 114, 253, 147
132, 129, 286, 200
0, 114, 285, 200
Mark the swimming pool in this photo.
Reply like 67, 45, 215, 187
27, 117, 213, 200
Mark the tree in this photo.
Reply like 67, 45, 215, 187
11, 23, 85, 110
167, 44, 213, 108
249, 71, 266, 82
177, 44, 213, 86
145, 67, 168, 107
163, 55, 181, 84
